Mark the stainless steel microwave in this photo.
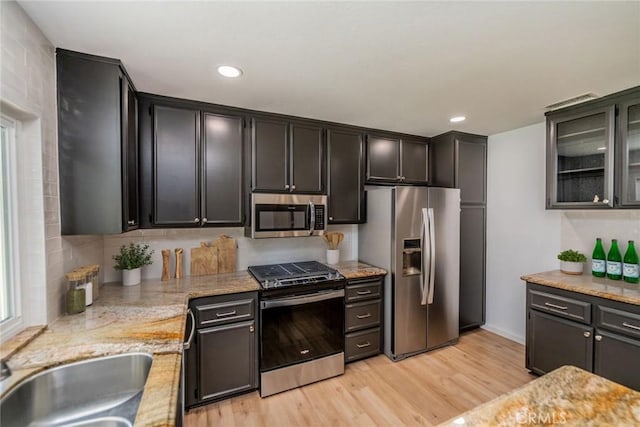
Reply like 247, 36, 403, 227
246, 193, 327, 238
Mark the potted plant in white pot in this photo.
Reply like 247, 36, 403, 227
557, 249, 587, 275
113, 243, 154, 286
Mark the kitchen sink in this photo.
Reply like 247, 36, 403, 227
0, 352, 153, 427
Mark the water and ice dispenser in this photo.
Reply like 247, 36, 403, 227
402, 238, 422, 276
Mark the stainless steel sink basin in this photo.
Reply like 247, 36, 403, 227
1, 353, 153, 427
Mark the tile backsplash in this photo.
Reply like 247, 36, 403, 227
561, 211, 640, 262
102, 225, 357, 283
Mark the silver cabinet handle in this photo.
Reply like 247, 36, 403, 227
291, 184, 296, 190
329, 216, 334, 221
595, 335, 602, 341
202, 218, 208, 223
127, 220, 135, 225
544, 302, 568, 311
183, 309, 195, 350
356, 290, 372, 296
249, 325, 254, 333
584, 331, 591, 338
623, 322, 640, 331
300, 349, 310, 355
194, 217, 199, 223
216, 310, 237, 318
396, 176, 402, 180
356, 341, 371, 349
356, 313, 372, 319
402, 176, 406, 180
285, 184, 290, 189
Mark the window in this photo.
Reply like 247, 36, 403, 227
0, 115, 22, 337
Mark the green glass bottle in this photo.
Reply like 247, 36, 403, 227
607, 239, 622, 280
623, 240, 639, 284
592, 238, 606, 278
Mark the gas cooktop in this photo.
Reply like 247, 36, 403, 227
248, 261, 343, 289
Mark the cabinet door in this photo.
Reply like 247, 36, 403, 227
366, 135, 400, 182
547, 106, 615, 208
594, 330, 640, 390
527, 309, 593, 375
202, 112, 243, 225
457, 138, 487, 204
153, 105, 200, 226
401, 139, 428, 184
197, 320, 257, 402
459, 206, 485, 330
619, 98, 640, 207
122, 78, 139, 231
252, 117, 288, 192
290, 122, 324, 193
327, 128, 364, 223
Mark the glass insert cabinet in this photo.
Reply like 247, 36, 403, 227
546, 87, 640, 209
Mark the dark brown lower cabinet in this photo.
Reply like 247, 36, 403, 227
526, 282, 640, 390
527, 309, 593, 375
344, 275, 384, 363
185, 292, 258, 409
594, 330, 640, 390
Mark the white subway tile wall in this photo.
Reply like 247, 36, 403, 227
1, 1, 103, 323
102, 225, 357, 283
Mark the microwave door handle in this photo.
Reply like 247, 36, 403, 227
420, 208, 429, 306
308, 200, 315, 236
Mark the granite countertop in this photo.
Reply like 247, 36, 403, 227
2, 261, 386, 426
521, 270, 640, 306
439, 365, 640, 426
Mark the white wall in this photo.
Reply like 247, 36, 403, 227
561, 211, 640, 261
102, 225, 357, 283
485, 122, 561, 343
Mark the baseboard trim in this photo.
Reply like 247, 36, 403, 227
481, 324, 525, 345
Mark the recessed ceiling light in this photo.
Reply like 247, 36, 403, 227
217, 65, 242, 78
449, 116, 466, 123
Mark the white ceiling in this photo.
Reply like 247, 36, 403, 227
17, 1, 640, 137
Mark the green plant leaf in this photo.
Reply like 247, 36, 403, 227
557, 249, 587, 263
113, 243, 154, 270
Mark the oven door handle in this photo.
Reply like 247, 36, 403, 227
261, 289, 345, 309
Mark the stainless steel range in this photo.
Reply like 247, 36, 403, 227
248, 261, 346, 397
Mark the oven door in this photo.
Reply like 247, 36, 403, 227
260, 288, 345, 372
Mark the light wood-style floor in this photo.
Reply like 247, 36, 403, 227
185, 329, 535, 426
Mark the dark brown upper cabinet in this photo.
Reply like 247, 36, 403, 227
139, 95, 244, 228
546, 86, 640, 209
618, 96, 640, 208
327, 127, 365, 224
251, 117, 324, 194
430, 131, 487, 205
57, 49, 139, 235
153, 105, 201, 226
365, 134, 428, 184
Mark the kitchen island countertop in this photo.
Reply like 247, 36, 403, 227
439, 365, 640, 426
2, 261, 386, 426
521, 270, 640, 306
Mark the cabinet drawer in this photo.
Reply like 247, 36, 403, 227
345, 300, 381, 332
193, 296, 255, 328
597, 306, 640, 340
345, 328, 381, 362
346, 279, 382, 303
529, 289, 591, 324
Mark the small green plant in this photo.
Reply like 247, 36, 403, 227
557, 249, 587, 263
113, 243, 154, 270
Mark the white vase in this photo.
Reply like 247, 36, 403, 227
560, 261, 584, 275
326, 249, 340, 265
122, 267, 141, 286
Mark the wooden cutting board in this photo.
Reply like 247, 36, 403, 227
212, 235, 237, 273
190, 243, 218, 276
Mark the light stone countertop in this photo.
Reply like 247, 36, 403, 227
2, 261, 386, 426
439, 365, 640, 426
521, 270, 640, 306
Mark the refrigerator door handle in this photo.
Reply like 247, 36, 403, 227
420, 208, 430, 306
427, 207, 436, 305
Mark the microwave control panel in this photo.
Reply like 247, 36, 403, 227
315, 206, 325, 230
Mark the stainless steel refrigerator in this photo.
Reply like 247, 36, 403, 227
359, 187, 460, 361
